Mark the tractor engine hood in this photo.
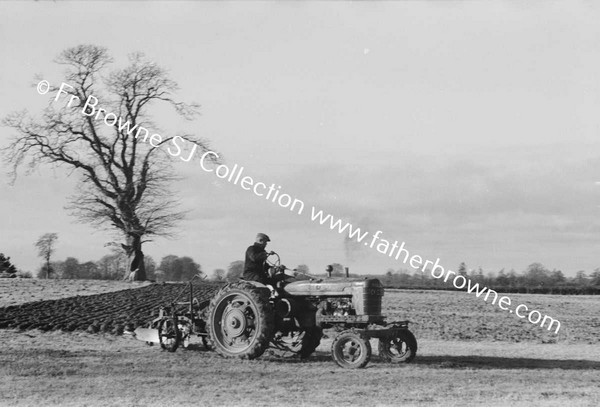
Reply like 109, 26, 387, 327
281, 278, 384, 297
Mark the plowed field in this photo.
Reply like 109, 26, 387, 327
0, 280, 222, 335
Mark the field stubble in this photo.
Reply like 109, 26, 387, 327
384, 288, 600, 344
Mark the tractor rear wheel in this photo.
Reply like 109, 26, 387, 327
331, 330, 371, 369
378, 328, 417, 363
207, 282, 274, 359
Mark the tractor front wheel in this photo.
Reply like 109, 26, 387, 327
331, 330, 371, 369
378, 328, 417, 363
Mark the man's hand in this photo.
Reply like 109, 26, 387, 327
268, 251, 275, 255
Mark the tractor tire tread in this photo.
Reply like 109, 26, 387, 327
206, 282, 274, 360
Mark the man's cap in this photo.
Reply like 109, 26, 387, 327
256, 233, 270, 242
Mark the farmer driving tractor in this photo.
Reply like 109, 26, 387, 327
136, 230, 417, 368
242, 232, 275, 284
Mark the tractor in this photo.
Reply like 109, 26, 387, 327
135, 252, 417, 369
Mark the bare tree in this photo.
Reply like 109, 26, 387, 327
3, 45, 217, 280
35, 233, 58, 279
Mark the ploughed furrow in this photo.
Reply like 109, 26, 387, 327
0, 281, 223, 335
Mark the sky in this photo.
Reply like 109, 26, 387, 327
1, 1, 599, 277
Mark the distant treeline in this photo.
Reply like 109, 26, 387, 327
32, 253, 203, 282
377, 262, 600, 295
7, 251, 600, 296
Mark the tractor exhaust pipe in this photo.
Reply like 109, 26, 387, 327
345, 267, 349, 278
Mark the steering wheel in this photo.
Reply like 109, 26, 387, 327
265, 251, 280, 267
265, 252, 286, 278
265, 252, 293, 285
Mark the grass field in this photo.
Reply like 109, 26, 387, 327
1, 279, 599, 406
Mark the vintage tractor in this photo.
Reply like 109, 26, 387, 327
136, 252, 417, 369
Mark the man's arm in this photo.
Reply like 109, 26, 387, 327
247, 247, 269, 263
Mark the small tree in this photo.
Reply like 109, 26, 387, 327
590, 268, 600, 286
458, 262, 468, 277
0, 253, 18, 275
80, 261, 100, 279
496, 268, 509, 287
154, 269, 166, 282
507, 269, 518, 288
37, 262, 60, 279
470, 266, 485, 283
157, 255, 202, 281
176, 256, 203, 281
97, 251, 127, 279
61, 257, 81, 279
574, 270, 588, 286
158, 255, 180, 281
37, 264, 52, 279
35, 233, 58, 279
144, 256, 157, 281
525, 263, 551, 288
549, 269, 565, 285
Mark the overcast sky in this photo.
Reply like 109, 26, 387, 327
1, 1, 599, 277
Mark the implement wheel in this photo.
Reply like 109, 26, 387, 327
378, 328, 417, 363
331, 330, 371, 369
207, 282, 274, 359
158, 317, 180, 353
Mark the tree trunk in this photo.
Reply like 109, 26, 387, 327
122, 233, 147, 281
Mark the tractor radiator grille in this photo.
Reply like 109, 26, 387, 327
353, 279, 384, 315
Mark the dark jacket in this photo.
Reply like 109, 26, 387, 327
243, 243, 269, 283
